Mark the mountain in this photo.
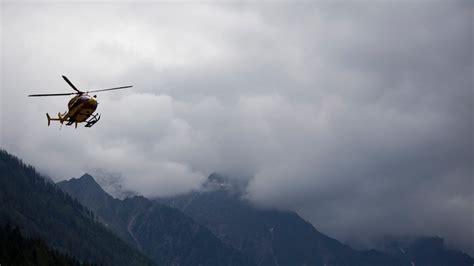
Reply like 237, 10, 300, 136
378, 236, 474, 266
58, 174, 252, 266
0, 150, 152, 266
0, 223, 90, 266
159, 173, 474, 266
157, 174, 401, 266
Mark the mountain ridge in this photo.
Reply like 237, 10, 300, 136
58, 174, 253, 266
158, 173, 473, 266
0, 149, 152, 266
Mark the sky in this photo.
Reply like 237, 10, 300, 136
1, 0, 473, 255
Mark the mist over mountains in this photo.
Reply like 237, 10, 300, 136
57, 174, 251, 266
60, 170, 473, 265
1, 149, 473, 265
159, 174, 474, 266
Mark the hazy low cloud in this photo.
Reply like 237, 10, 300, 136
1, 1, 472, 254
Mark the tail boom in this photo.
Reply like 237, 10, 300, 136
46, 113, 64, 126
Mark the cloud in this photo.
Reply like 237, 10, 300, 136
1, 1, 472, 254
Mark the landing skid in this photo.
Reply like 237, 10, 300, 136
85, 113, 101, 128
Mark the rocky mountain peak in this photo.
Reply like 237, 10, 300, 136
77, 173, 98, 184
203, 173, 249, 193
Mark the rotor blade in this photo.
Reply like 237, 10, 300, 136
86, 86, 133, 93
62, 75, 83, 93
28, 92, 78, 97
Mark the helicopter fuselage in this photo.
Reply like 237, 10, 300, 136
65, 94, 98, 123
45, 94, 101, 128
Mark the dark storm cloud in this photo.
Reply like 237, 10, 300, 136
1, 1, 472, 254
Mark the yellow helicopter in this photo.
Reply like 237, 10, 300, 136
29, 75, 132, 128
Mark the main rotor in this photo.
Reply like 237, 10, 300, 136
28, 76, 132, 97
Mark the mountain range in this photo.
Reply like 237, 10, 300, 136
158, 173, 474, 266
58, 174, 251, 266
159, 174, 400, 266
1, 149, 472, 265
0, 150, 152, 265
61, 172, 474, 266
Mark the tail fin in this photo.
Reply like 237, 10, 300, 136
46, 113, 51, 126
58, 112, 63, 123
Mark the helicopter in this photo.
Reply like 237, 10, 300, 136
28, 75, 132, 128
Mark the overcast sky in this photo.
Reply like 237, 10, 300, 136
1, 0, 472, 255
